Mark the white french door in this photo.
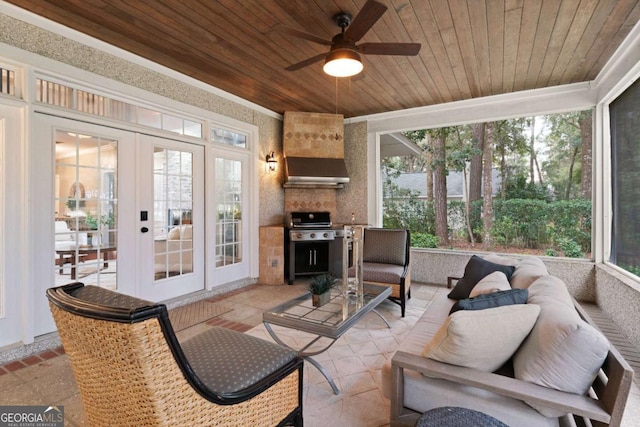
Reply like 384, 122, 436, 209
137, 134, 204, 301
33, 115, 135, 336
0, 104, 23, 347
33, 115, 205, 336
209, 149, 251, 286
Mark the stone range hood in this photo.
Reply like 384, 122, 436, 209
283, 156, 350, 188
282, 112, 349, 189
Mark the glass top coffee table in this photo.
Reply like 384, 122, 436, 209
263, 283, 391, 394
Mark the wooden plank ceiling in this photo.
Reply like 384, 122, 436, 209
6, 0, 640, 118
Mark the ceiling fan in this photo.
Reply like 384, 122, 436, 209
280, 0, 421, 77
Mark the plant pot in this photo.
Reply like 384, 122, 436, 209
312, 291, 331, 307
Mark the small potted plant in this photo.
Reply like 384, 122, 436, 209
309, 274, 338, 307
84, 213, 99, 246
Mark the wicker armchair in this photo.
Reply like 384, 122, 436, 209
361, 228, 411, 317
47, 283, 303, 427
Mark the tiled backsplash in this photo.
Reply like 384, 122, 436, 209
283, 111, 344, 159
284, 187, 337, 219
282, 111, 344, 218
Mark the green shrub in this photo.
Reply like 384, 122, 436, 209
558, 238, 584, 258
545, 248, 558, 257
620, 264, 640, 277
412, 233, 439, 248
547, 200, 591, 253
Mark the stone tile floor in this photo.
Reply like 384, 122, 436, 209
0, 282, 638, 426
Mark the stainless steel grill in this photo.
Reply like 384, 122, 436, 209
286, 211, 340, 284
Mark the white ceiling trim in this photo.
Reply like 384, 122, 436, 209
359, 81, 595, 134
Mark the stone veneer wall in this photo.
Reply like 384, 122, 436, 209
595, 265, 640, 350
258, 226, 284, 285
0, 12, 285, 228
336, 121, 368, 225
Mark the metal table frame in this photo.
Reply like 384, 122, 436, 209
263, 283, 391, 394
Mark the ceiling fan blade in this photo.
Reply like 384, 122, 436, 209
275, 24, 333, 46
344, 0, 388, 43
358, 42, 421, 56
285, 53, 328, 71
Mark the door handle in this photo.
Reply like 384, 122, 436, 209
140, 227, 149, 233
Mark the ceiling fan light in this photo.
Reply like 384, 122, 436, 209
323, 49, 363, 77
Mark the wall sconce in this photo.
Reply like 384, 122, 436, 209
266, 151, 277, 173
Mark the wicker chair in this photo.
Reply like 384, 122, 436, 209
47, 283, 303, 427
360, 228, 411, 317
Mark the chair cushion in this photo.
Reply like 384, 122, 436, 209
421, 304, 541, 372
181, 326, 298, 395
448, 255, 516, 300
361, 262, 405, 284
363, 229, 407, 265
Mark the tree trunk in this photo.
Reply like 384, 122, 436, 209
463, 166, 475, 245
469, 123, 484, 203
580, 112, 593, 199
565, 146, 579, 199
530, 116, 536, 183
425, 135, 434, 203
534, 155, 544, 186
500, 147, 507, 200
483, 123, 494, 245
433, 131, 449, 245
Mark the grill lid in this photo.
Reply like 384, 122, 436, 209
289, 211, 332, 228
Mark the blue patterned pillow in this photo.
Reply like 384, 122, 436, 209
450, 289, 529, 315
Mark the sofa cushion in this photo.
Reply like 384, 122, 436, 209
448, 255, 516, 300
469, 271, 512, 298
450, 289, 529, 314
510, 256, 548, 289
513, 275, 609, 417
422, 304, 540, 372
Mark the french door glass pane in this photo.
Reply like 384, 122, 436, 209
153, 148, 194, 280
215, 158, 242, 267
54, 131, 117, 289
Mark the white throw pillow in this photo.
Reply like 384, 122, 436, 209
180, 225, 193, 240
468, 271, 512, 298
167, 226, 181, 240
421, 304, 541, 372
